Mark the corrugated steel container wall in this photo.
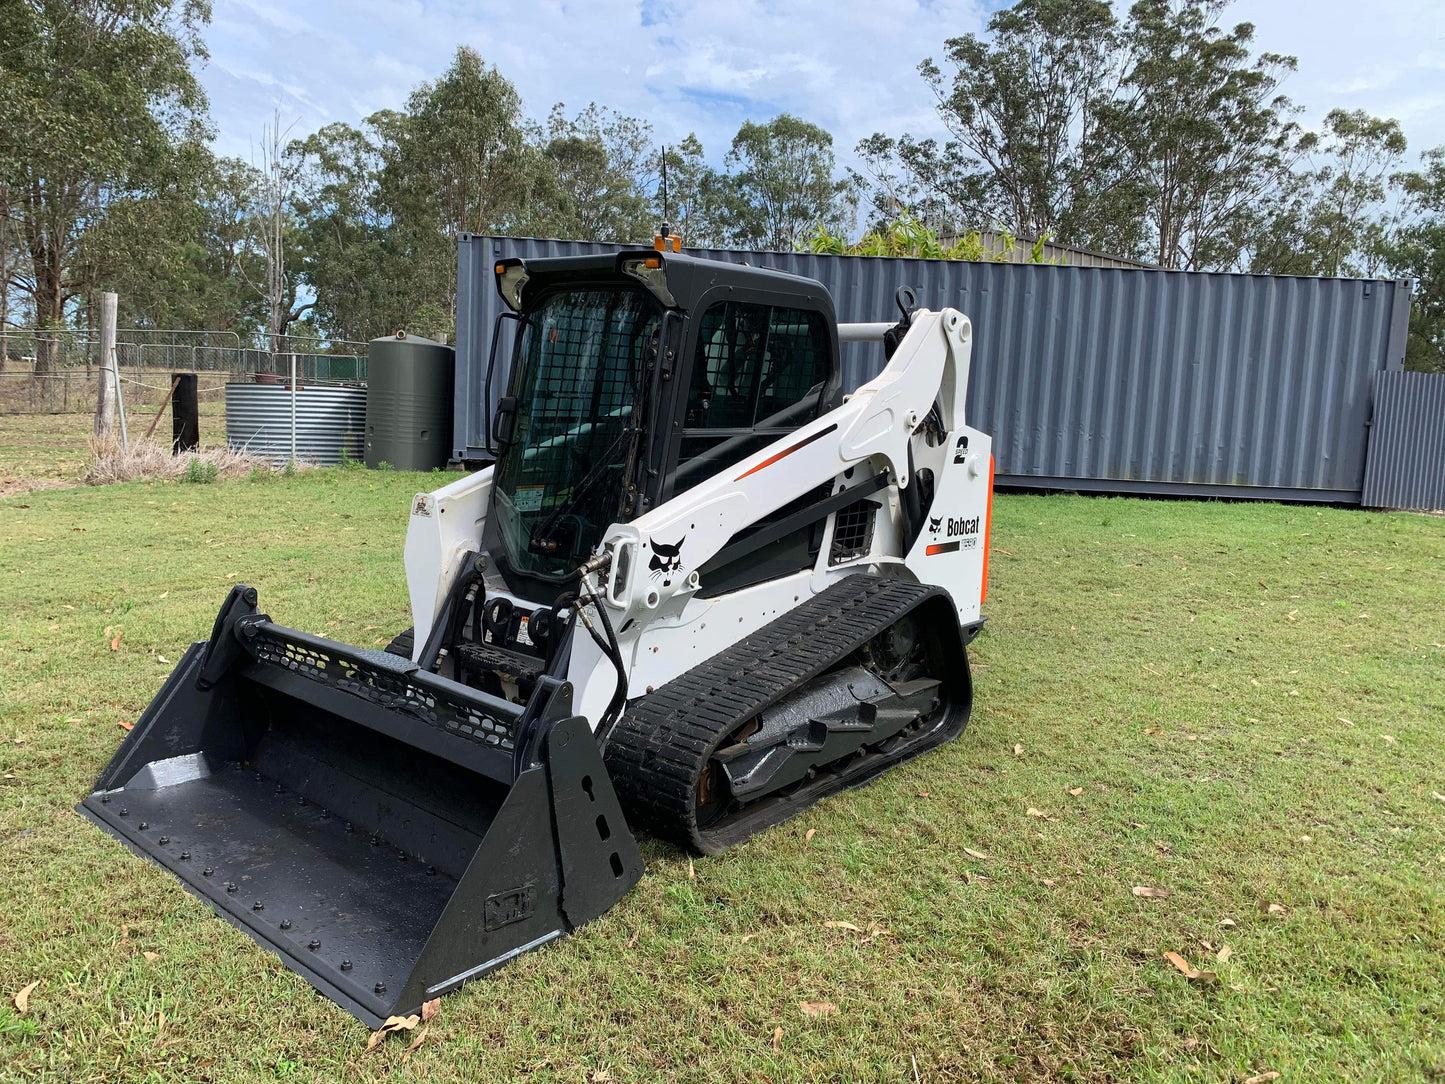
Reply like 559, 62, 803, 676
457, 236, 1410, 501
225, 383, 366, 466
1361, 371, 1445, 511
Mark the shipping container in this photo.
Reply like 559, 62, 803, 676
456, 236, 1410, 503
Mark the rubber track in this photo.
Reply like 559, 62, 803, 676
602, 574, 959, 854
384, 627, 414, 660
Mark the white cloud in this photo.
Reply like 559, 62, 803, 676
196, 0, 989, 164
194, 0, 1445, 175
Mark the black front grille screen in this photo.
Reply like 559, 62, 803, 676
251, 630, 517, 751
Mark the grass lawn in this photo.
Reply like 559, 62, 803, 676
1, 470, 1442, 1083
0, 414, 117, 494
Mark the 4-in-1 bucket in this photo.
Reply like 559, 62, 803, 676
79, 586, 642, 1026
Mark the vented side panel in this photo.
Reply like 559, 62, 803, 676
829, 499, 876, 565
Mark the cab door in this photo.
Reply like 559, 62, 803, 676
655, 294, 841, 594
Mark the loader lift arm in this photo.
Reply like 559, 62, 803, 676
599, 307, 975, 625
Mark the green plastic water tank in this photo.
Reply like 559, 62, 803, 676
365, 332, 455, 470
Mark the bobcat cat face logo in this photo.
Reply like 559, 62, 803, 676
648, 537, 685, 574
927, 515, 943, 534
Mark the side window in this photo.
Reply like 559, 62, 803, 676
685, 303, 769, 429
674, 301, 829, 495
755, 308, 829, 424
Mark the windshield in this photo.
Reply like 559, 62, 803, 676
492, 286, 662, 579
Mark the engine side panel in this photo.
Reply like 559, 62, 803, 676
904, 426, 993, 625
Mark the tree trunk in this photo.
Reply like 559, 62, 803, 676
31, 250, 65, 375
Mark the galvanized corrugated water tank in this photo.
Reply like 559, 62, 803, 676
225, 383, 366, 465
366, 332, 454, 470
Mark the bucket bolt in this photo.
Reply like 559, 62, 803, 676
101, 795, 110, 804
426, 866, 437, 876
397, 851, 407, 862
138, 822, 149, 830
340, 960, 352, 971
180, 852, 190, 860
158, 836, 169, 845
279, 919, 292, 930
225, 882, 237, 893
374, 982, 386, 995
119, 808, 128, 816
202, 867, 214, 876
370, 835, 380, 847
252, 901, 264, 911
308, 940, 321, 951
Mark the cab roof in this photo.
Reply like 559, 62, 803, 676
494, 249, 837, 322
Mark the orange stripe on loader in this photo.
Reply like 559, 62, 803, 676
980, 455, 995, 604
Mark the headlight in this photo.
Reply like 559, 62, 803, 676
620, 256, 677, 308
607, 539, 633, 606
495, 262, 529, 311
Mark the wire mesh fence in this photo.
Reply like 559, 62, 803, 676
0, 329, 368, 415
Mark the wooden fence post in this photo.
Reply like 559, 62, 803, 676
143, 375, 181, 442
93, 292, 117, 439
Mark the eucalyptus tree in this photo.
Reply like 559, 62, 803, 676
0, 0, 213, 369
1103, 0, 1304, 269
856, 0, 1133, 251
535, 103, 655, 243
1250, 109, 1407, 277
1388, 147, 1445, 373
720, 114, 856, 251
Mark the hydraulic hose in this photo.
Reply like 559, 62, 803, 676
899, 442, 924, 552
589, 584, 628, 733
441, 565, 484, 664
575, 572, 629, 741
417, 550, 483, 672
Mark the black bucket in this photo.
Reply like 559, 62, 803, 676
79, 586, 643, 1027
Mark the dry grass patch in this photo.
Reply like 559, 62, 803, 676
82, 437, 302, 485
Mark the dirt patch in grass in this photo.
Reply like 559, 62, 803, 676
0, 474, 66, 499
0, 414, 100, 495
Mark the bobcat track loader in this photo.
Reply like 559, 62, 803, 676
81, 249, 995, 1026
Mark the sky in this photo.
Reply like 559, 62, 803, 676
197, 0, 1445, 179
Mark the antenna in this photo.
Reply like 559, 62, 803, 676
653, 146, 680, 252
659, 145, 670, 238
